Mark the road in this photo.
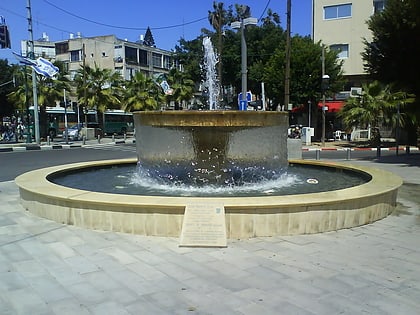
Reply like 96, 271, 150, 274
0, 142, 412, 182
0, 143, 136, 182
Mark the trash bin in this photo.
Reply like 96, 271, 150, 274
301, 127, 314, 145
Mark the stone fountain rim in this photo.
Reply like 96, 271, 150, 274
15, 158, 402, 209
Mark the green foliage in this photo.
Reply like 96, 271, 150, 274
74, 64, 122, 112
363, 0, 420, 98
7, 61, 70, 112
174, 37, 204, 87
264, 38, 343, 108
0, 59, 18, 117
121, 72, 161, 111
338, 81, 415, 131
166, 68, 195, 109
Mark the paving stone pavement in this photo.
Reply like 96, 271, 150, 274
0, 155, 419, 315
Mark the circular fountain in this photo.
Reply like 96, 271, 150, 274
15, 110, 402, 238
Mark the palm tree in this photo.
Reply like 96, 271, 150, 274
166, 68, 195, 110
8, 61, 70, 111
208, 1, 230, 101
74, 64, 122, 112
122, 71, 161, 111
338, 81, 414, 145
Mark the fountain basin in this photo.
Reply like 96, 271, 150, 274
15, 158, 402, 238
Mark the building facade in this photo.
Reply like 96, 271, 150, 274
22, 33, 177, 81
312, 0, 386, 87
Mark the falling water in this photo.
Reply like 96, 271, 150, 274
202, 37, 220, 110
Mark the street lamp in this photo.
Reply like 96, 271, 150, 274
231, 14, 257, 110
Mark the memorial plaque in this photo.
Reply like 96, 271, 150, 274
179, 203, 227, 247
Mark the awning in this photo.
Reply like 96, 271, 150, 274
317, 101, 344, 113
291, 104, 305, 113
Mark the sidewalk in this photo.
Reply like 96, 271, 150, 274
1, 137, 418, 153
0, 136, 136, 153
0, 152, 419, 314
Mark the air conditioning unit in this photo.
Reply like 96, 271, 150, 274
350, 87, 362, 97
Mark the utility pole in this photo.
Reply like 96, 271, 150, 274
321, 46, 326, 146
27, 0, 40, 144
283, 0, 291, 111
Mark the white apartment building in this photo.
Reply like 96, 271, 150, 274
312, 0, 386, 86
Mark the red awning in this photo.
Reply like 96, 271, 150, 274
317, 101, 344, 113
291, 104, 305, 113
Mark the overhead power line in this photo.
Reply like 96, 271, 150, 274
42, 0, 207, 31
258, 0, 272, 21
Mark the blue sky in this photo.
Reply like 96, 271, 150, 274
0, 0, 312, 61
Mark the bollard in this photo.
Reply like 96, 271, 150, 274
124, 133, 126, 141
406, 146, 410, 154
97, 135, 101, 143
346, 148, 351, 160
112, 134, 115, 142
47, 136, 50, 146
376, 146, 381, 159
316, 149, 320, 160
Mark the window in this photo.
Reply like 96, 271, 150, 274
152, 53, 162, 68
374, 0, 386, 13
70, 50, 81, 62
163, 55, 171, 69
324, 4, 352, 19
125, 46, 138, 64
55, 42, 69, 55
330, 44, 349, 58
139, 49, 148, 66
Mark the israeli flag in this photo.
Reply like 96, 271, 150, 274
13, 52, 59, 78
13, 52, 37, 66
34, 57, 59, 78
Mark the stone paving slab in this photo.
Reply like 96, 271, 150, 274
1, 155, 420, 314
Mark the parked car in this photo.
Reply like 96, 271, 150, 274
64, 123, 82, 141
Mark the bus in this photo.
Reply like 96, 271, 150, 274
28, 106, 97, 139
101, 110, 134, 135
44, 106, 98, 138
29, 106, 133, 138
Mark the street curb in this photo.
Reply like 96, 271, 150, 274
1, 140, 418, 153
303, 146, 419, 152
0, 139, 136, 152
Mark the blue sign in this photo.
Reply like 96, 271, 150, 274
238, 92, 252, 102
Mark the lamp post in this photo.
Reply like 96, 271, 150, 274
231, 14, 257, 110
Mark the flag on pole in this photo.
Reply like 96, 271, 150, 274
13, 52, 59, 78
13, 52, 37, 66
33, 57, 59, 78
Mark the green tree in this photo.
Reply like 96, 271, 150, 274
246, 9, 285, 97
207, 1, 232, 98
74, 64, 122, 112
0, 59, 19, 117
363, 0, 419, 144
363, 0, 420, 98
174, 37, 204, 88
264, 37, 343, 109
166, 68, 195, 109
121, 72, 161, 111
338, 81, 415, 145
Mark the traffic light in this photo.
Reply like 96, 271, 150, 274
0, 24, 11, 49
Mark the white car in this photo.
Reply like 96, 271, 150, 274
64, 124, 82, 141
